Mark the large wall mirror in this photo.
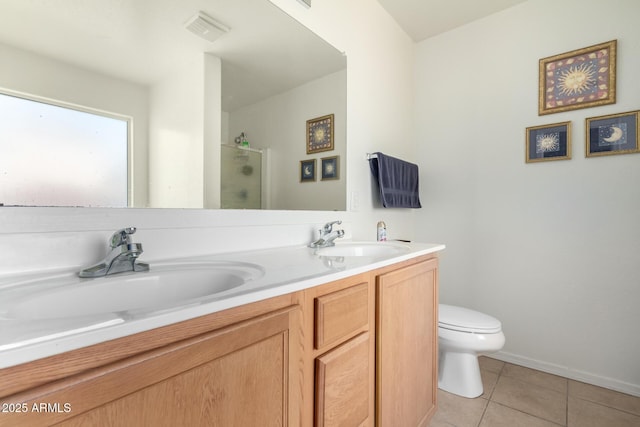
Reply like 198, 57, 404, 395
0, 0, 347, 211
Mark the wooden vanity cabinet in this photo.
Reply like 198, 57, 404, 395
375, 257, 439, 427
0, 295, 302, 427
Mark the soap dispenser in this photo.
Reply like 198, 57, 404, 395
377, 221, 387, 241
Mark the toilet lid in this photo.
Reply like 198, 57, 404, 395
439, 304, 502, 333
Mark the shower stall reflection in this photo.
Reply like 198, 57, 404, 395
220, 145, 268, 209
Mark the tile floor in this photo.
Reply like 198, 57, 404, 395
429, 357, 640, 427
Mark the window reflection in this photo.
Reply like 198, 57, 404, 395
0, 92, 129, 207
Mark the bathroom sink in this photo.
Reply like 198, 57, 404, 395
314, 241, 410, 257
0, 261, 264, 320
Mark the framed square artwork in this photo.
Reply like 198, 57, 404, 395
538, 40, 616, 115
300, 159, 316, 182
585, 110, 639, 157
321, 156, 339, 180
526, 121, 572, 163
306, 114, 334, 154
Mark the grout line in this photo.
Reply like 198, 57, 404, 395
476, 401, 489, 427
499, 362, 570, 394
488, 401, 567, 427
476, 362, 503, 427
571, 396, 640, 419
488, 362, 568, 426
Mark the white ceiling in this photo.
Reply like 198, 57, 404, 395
376, 0, 528, 42
0, 0, 345, 112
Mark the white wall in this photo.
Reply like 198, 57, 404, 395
148, 54, 222, 209
228, 69, 347, 211
204, 54, 223, 209
415, 0, 640, 395
148, 55, 205, 208
0, 42, 150, 207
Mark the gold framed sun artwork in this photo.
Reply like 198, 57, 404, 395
306, 114, 334, 154
526, 121, 572, 163
538, 40, 616, 115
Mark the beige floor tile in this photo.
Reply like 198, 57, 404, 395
479, 402, 563, 427
432, 361, 640, 427
569, 380, 640, 417
431, 389, 488, 427
492, 376, 567, 425
501, 363, 568, 394
568, 396, 640, 427
480, 369, 499, 400
479, 356, 505, 374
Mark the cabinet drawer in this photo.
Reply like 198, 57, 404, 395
315, 282, 368, 349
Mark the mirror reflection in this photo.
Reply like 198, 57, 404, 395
0, 0, 347, 210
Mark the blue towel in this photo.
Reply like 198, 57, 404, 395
369, 152, 422, 208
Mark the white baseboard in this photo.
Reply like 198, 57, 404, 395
490, 351, 640, 398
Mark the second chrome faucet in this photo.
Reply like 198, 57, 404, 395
309, 220, 345, 248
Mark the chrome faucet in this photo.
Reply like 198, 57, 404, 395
309, 220, 345, 248
79, 227, 150, 278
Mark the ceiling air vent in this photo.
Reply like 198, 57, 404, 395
184, 11, 229, 43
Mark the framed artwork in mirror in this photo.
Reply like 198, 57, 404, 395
321, 156, 339, 180
306, 114, 334, 154
300, 159, 316, 182
538, 40, 616, 115
525, 121, 572, 163
585, 110, 639, 158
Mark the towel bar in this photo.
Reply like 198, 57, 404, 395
366, 153, 378, 160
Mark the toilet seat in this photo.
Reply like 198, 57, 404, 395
439, 304, 502, 334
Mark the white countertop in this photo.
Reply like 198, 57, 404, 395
0, 241, 444, 369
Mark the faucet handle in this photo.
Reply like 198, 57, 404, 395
323, 220, 342, 234
110, 227, 137, 248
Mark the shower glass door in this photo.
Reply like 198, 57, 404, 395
220, 145, 262, 209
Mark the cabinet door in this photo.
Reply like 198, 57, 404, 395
376, 259, 438, 427
315, 332, 370, 427
3, 306, 300, 427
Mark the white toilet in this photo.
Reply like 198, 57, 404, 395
438, 304, 505, 398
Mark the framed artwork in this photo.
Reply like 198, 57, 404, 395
321, 156, 339, 180
585, 110, 639, 157
538, 40, 616, 115
525, 121, 572, 163
306, 114, 334, 154
300, 159, 316, 182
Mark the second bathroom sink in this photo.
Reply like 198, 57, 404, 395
314, 241, 410, 258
